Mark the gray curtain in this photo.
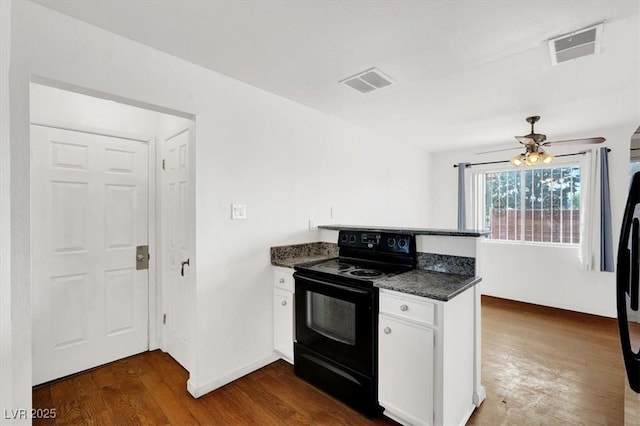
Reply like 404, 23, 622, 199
600, 148, 614, 272
457, 163, 469, 230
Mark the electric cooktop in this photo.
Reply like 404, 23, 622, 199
296, 257, 410, 283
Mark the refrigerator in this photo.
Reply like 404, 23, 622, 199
617, 170, 640, 424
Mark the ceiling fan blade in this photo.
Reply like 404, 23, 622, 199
475, 146, 522, 155
543, 137, 606, 146
515, 136, 534, 144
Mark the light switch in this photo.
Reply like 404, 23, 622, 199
231, 204, 247, 220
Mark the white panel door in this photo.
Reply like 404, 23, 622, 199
31, 125, 149, 385
162, 128, 191, 370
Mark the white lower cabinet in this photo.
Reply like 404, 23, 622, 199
379, 314, 434, 426
378, 288, 476, 426
273, 267, 294, 363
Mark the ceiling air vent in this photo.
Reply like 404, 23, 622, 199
548, 23, 603, 66
340, 68, 395, 94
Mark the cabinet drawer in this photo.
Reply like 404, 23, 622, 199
379, 290, 436, 327
274, 268, 294, 291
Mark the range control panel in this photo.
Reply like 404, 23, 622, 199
338, 230, 414, 255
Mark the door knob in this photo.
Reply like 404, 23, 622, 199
181, 259, 190, 277
400, 304, 408, 311
384, 327, 391, 334
136, 245, 149, 270
281, 300, 287, 306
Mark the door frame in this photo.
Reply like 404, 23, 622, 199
29, 117, 162, 355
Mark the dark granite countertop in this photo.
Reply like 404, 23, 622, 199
272, 254, 336, 268
270, 241, 480, 300
271, 242, 338, 268
318, 224, 489, 237
375, 269, 481, 301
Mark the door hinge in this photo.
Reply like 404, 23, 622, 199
162, 159, 165, 170
163, 313, 166, 324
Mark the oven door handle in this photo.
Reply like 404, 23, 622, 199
294, 274, 370, 295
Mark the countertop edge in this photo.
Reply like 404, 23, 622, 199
318, 224, 489, 237
440, 276, 482, 300
271, 255, 336, 269
374, 275, 482, 301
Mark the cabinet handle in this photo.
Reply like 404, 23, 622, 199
281, 300, 287, 306
384, 327, 391, 334
279, 278, 285, 283
400, 304, 409, 312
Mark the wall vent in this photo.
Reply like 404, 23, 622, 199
548, 23, 603, 66
340, 68, 395, 94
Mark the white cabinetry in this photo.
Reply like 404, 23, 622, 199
379, 313, 434, 425
378, 288, 476, 426
273, 267, 294, 363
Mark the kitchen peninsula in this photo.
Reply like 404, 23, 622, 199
270, 225, 488, 426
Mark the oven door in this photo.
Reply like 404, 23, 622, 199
294, 273, 376, 376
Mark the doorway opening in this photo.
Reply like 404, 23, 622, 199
29, 80, 196, 386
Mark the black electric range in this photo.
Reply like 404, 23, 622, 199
293, 230, 416, 417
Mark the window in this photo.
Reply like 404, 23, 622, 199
476, 165, 581, 244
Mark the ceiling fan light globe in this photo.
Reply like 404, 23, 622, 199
511, 155, 523, 166
542, 152, 554, 164
528, 152, 540, 164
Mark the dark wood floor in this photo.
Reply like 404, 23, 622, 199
468, 296, 624, 426
33, 296, 625, 425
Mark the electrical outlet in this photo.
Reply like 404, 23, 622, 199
231, 204, 247, 220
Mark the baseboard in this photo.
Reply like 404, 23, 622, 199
186, 352, 281, 398
473, 385, 487, 406
458, 403, 477, 426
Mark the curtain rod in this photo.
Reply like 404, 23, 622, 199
453, 148, 611, 168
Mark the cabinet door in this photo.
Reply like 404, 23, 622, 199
379, 314, 434, 426
274, 288, 294, 362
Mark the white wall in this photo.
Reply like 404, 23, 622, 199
4, 0, 431, 415
30, 83, 188, 138
1, 0, 14, 422
430, 129, 637, 318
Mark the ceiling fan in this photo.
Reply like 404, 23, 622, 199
478, 116, 605, 166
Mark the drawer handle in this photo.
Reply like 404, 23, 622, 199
384, 327, 391, 334
400, 304, 409, 312
279, 278, 285, 283
281, 300, 287, 306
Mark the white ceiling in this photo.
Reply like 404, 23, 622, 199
33, 0, 640, 152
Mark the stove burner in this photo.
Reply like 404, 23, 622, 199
337, 263, 352, 271
349, 269, 383, 277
